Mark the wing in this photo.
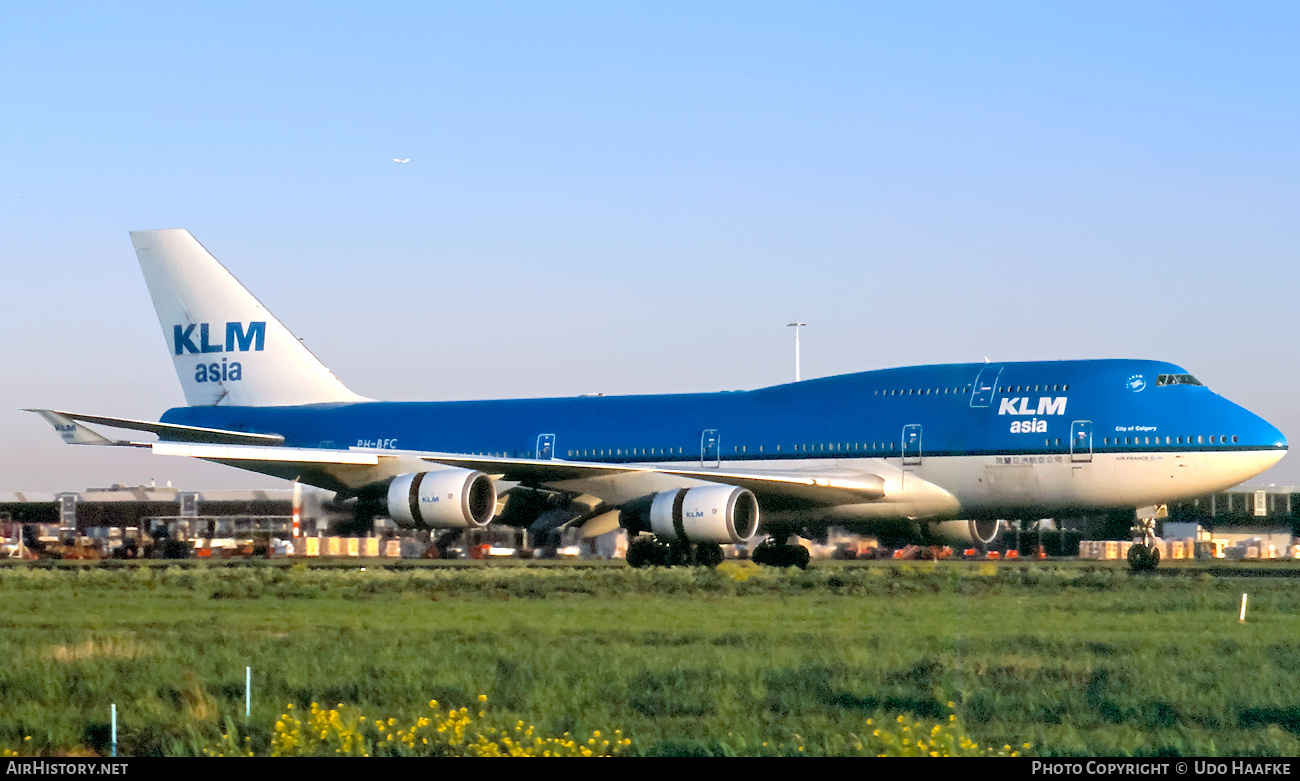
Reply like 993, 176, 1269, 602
411, 452, 885, 507
147, 443, 884, 507
29, 411, 887, 510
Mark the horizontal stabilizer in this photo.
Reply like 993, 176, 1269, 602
25, 409, 285, 447
27, 410, 139, 446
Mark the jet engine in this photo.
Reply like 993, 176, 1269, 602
648, 485, 759, 545
927, 519, 1003, 547
386, 469, 497, 530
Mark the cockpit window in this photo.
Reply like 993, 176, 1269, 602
1156, 374, 1203, 387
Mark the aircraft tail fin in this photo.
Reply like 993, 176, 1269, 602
130, 229, 369, 407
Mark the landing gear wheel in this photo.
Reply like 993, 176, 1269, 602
627, 537, 670, 568
752, 540, 810, 569
628, 537, 721, 568
694, 543, 725, 568
1128, 517, 1162, 572
1127, 543, 1160, 572
626, 538, 649, 568
752, 539, 777, 567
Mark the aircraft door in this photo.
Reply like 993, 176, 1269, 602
701, 429, 721, 467
970, 364, 1005, 408
902, 424, 922, 465
536, 434, 555, 460
1070, 421, 1093, 463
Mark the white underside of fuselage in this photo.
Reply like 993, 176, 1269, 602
913, 448, 1285, 518
559, 448, 1286, 524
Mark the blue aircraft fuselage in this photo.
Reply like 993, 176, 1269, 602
158, 358, 1286, 520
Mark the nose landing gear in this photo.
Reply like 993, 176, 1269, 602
1127, 516, 1162, 572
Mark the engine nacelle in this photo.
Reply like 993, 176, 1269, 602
649, 485, 759, 545
927, 519, 1003, 547
386, 469, 497, 530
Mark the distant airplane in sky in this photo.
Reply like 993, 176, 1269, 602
393, 158, 410, 163
29, 230, 1288, 569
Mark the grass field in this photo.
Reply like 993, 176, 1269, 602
1, 559, 1298, 756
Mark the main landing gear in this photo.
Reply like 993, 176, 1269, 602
625, 536, 725, 569
623, 532, 812, 570
750, 538, 811, 569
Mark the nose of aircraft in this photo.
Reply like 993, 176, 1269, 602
1252, 412, 1288, 472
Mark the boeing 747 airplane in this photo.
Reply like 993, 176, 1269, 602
30, 230, 1288, 568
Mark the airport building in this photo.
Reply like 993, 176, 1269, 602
0, 483, 583, 559
0, 484, 342, 537
1165, 485, 1299, 555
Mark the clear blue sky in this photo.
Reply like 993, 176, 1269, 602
2, 1, 1297, 491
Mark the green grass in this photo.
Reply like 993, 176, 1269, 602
0, 560, 1298, 756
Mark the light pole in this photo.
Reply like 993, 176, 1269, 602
787, 321, 806, 381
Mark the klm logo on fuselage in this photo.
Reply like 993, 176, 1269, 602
173, 322, 266, 355
998, 397, 1067, 416
175, 322, 266, 384
998, 396, 1067, 434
